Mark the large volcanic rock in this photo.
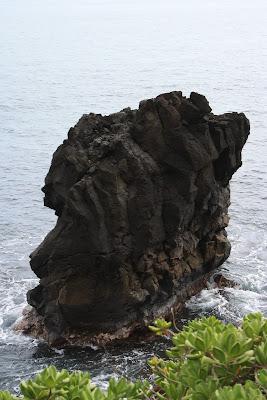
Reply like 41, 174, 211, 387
27, 91, 249, 345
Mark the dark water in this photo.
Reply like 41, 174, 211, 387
0, 0, 266, 391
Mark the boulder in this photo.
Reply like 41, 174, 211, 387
26, 91, 250, 345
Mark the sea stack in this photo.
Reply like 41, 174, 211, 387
26, 91, 250, 345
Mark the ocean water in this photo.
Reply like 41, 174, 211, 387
0, 0, 266, 391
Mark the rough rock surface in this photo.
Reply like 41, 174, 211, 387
26, 91, 249, 345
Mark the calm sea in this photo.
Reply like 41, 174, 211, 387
0, 0, 266, 391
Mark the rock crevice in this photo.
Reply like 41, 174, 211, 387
26, 91, 249, 344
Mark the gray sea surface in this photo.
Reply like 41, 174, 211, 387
0, 0, 266, 391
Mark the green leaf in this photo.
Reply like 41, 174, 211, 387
213, 347, 226, 363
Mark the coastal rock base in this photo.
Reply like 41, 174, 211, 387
24, 91, 249, 345
17, 270, 214, 347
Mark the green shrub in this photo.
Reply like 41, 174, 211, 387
1, 312, 267, 399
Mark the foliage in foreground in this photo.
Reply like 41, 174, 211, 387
1, 313, 267, 399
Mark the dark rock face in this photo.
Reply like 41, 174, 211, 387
27, 91, 249, 344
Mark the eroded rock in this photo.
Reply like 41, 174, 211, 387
25, 91, 249, 345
